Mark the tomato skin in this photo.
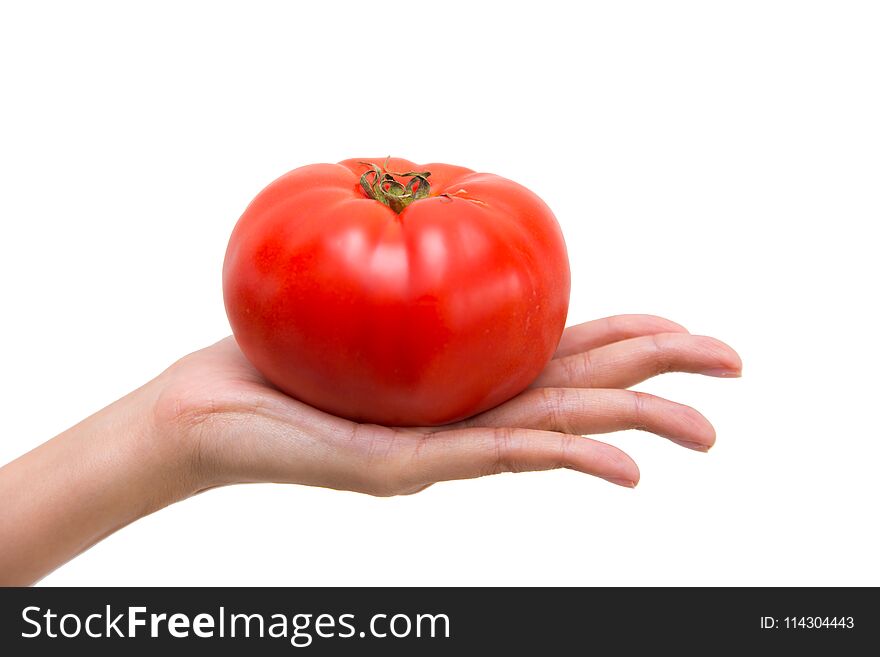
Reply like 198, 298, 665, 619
223, 158, 570, 426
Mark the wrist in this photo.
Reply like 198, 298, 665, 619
133, 376, 210, 508
146, 358, 242, 499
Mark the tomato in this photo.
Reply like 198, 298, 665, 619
222, 157, 570, 426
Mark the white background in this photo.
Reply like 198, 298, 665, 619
1, 1, 877, 586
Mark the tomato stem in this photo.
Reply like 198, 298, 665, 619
358, 159, 431, 213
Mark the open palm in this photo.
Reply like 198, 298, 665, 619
154, 314, 741, 496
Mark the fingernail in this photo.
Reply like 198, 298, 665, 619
605, 477, 638, 488
702, 368, 742, 378
678, 440, 712, 452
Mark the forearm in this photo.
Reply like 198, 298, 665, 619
0, 382, 193, 586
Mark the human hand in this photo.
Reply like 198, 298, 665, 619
154, 314, 741, 497
0, 313, 741, 584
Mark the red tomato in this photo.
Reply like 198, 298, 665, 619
223, 158, 570, 426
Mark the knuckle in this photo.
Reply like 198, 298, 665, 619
538, 388, 571, 433
366, 429, 431, 497
560, 351, 592, 387
556, 432, 579, 469
649, 333, 674, 374
630, 391, 650, 431
489, 427, 517, 475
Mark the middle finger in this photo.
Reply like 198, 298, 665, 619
457, 387, 717, 451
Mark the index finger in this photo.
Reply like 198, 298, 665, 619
554, 314, 689, 358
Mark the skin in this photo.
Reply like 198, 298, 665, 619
0, 314, 741, 586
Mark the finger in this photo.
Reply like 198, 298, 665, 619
458, 388, 716, 451
534, 333, 742, 389
398, 427, 640, 489
554, 314, 689, 359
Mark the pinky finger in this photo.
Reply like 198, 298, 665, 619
399, 427, 641, 489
